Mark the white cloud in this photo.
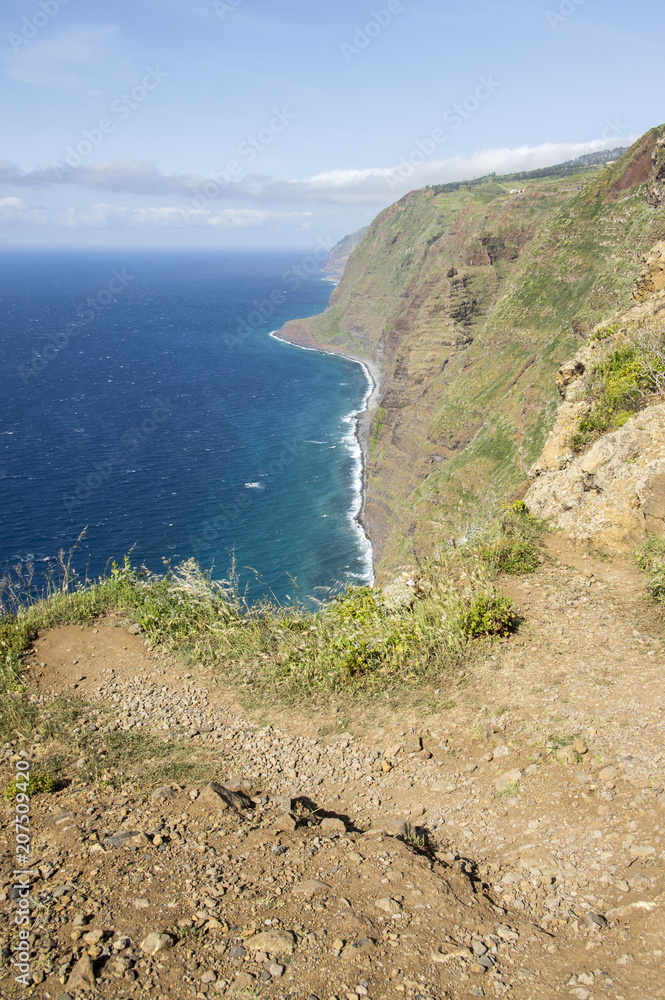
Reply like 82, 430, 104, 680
0, 198, 312, 230
2, 137, 633, 208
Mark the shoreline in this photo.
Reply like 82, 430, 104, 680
269, 330, 382, 585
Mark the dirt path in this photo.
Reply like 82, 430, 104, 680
1, 534, 664, 999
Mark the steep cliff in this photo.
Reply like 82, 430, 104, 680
280, 127, 665, 579
525, 252, 665, 553
324, 225, 369, 282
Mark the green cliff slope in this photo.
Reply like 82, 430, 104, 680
280, 127, 665, 578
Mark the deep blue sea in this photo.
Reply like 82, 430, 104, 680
0, 249, 372, 606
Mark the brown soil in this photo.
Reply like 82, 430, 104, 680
1, 533, 664, 1000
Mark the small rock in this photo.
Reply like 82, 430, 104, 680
105, 830, 142, 847
128, 623, 141, 634
573, 739, 588, 754
151, 785, 175, 804
431, 945, 471, 964
294, 879, 330, 894
244, 930, 296, 955
82, 929, 104, 947
405, 737, 422, 752
65, 953, 96, 992
320, 817, 346, 834
274, 812, 297, 832
140, 932, 174, 956
631, 844, 656, 857
492, 745, 511, 759
495, 769, 522, 793
234, 971, 256, 988
431, 780, 457, 794
200, 971, 216, 984
375, 897, 402, 915
268, 963, 284, 978
371, 817, 409, 839
496, 924, 519, 942
196, 782, 252, 813
607, 901, 658, 920
584, 912, 608, 929
230, 945, 246, 958
133, 898, 150, 909
556, 745, 577, 766
340, 938, 376, 961
599, 766, 618, 781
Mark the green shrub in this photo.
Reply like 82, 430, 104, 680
477, 501, 543, 575
590, 322, 619, 342
571, 333, 665, 451
458, 593, 518, 639
4, 772, 55, 801
0, 617, 31, 668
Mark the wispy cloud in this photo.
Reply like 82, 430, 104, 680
0, 198, 312, 230
2, 137, 635, 209
2, 23, 124, 90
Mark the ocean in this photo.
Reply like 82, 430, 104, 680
0, 249, 373, 606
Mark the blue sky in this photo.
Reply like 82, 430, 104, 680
1, 0, 663, 247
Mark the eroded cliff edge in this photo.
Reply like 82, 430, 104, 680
525, 241, 665, 553
279, 127, 665, 580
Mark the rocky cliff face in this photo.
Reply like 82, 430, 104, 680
279, 127, 665, 579
525, 266, 665, 554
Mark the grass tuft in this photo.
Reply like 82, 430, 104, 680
635, 534, 665, 602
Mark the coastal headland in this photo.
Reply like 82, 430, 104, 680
278, 126, 665, 579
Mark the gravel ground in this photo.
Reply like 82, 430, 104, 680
1, 535, 664, 999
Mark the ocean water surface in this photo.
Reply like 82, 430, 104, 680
0, 249, 372, 605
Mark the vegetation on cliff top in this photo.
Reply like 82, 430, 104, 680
0, 504, 544, 758
570, 324, 665, 451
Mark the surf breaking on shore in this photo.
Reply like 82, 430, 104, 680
269, 330, 381, 587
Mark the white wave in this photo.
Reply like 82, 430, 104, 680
269, 329, 375, 586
